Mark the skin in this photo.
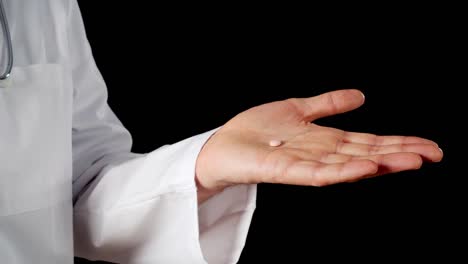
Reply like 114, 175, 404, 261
195, 89, 443, 203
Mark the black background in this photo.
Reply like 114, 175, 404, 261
75, 1, 457, 263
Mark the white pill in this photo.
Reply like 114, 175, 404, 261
269, 139, 282, 147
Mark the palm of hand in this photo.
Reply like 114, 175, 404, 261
196, 90, 442, 193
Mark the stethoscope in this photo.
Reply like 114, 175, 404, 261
0, 0, 13, 81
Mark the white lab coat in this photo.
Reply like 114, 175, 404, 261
0, 1, 256, 263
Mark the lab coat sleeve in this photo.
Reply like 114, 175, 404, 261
67, 1, 256, 263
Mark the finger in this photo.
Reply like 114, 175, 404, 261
323, 153, 423, 174
275, 159, 378, 186
343, 132, 439, 146
293, 89, 365, 122
336, 142, 443, 162
361, 153, 423, 176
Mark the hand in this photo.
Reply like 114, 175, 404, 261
195, 89, 443, 203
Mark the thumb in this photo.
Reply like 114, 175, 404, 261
294, 89, 365, 122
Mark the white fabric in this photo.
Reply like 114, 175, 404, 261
0, 1, 256, 263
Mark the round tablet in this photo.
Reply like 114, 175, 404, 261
269, 139, 282, 147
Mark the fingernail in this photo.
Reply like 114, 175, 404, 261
360, 92, 365, 100
439, 147, 443, 154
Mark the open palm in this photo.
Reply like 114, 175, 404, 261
195, 89, 442, 196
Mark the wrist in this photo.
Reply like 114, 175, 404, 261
194, 129, 226, 204
195, 175, 223, 204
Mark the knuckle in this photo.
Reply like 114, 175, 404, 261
369, 145, 379, 155
325, 93, 338, 113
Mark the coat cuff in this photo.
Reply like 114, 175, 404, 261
198, 184, 257, 263
190, 129, 257, 264
74, 129, 256, 263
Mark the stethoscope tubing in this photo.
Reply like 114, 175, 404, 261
0, 0, 13, 80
